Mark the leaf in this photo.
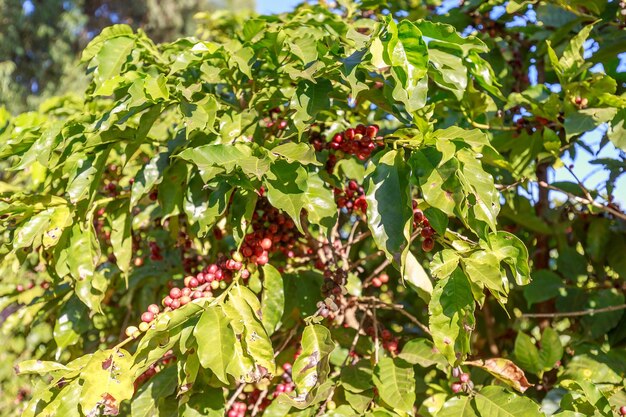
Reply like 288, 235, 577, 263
303, 172, 338, 236
463, 251, 506, 299
430, 250, 460, 280
291, 325, 335, 403
365, 149, 412, 270
53, 296, 90, 353
436, 396, 478, 417
108, 199, 132, 276
93, 36, 135, 86
399, 338, 446, 368
424, 207, 449, 236
513, 332, 542, 375
13, 209, 53, 249
403, 251, 433, 303
538, 328, 563, 371
473, 386, 543, 417
131, 151, 169, 206
340, 359, 373, 393
227, 286, 276, 378
79, 349, 135, 416
373, 357, 416, 414
482, 231, 531, 286
179, 386, 225, 417
194, 306, 236, 384
292, 79, 333, 132
261, 264, 285, 335
465, 358, 533, 393
15, 360, 70, 375
271, 142, 321, 166
428, 268, 475, 364
414, 20, 487, 55
131, 366, 178, 417
523, 270, 563, 307
265, 159, 309, 233
184, 176, 234, 237
81, 24, 134, 62
178, 143, 268, 179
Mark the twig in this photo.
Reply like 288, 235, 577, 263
362, 258, 391, 288
342, 308, 368, 367
274, 327, 298, 358
251, 390, 269, 416
521, 304, 626, 318
225, 383, 246, 411
372, 303, 380, 364
482, 301, 499, 355
360, 296, 431, 335
468, 119, 518, 131
537, 180, 626, 221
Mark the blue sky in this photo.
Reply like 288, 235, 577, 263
257, 0, 300, 14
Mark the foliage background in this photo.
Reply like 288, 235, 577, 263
1, 0, 626, 416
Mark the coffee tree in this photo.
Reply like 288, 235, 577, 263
1, 1, 626, 416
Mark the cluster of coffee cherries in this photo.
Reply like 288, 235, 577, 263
133, 351, 176, 390
309, 124, 384, 171
620, 405, 626, 416
244, 198, 300, 261
451, 368, 473, 394
371, 272, 389, 288
227, 362, 295, 416
334, 180, 367, 214
366, 325, 399, 354
412, 201, 435, 252
263, 107, 288, 131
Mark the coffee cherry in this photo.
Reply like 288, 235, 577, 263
421, 226, 434, 238
169, 288, 182, 299
620, 406, 626, 416
139, 322, 150, 332
372, 277, 383, 287
125, 326, 140, 338
141, 311, 155, 323
459, 373, 470, 383
451, 382, 463, 393
170, 299, 181, 309
163, 296, 173, 307
422, 237, 434, 252
379, 272, 389, 283
260, 238, 273, 250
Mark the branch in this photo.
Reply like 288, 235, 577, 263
537, 180, 626, 221
359, 297, 431, 336
521, 304, 626, 318
225, 383, 246, 411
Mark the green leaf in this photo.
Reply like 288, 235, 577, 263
15, 360, 70, 375
463, 251, 506, 299
79, 349, 135, 416
131, 151, 169, 206
271, 142, 321, 166
403, 251, 433, 303
482, 232, 531, 286
414, 20, 487, 55
179, 386, 225, 417
430, 249, 460, 280
194, 306, 236, 384
131, 366, 178, 417
265, 160, 309, 233
436, 396, 478, 417
373, 357, 416, 414
303, 172, 337, 236
523, 270, 563, 307
184, 176, 234, 237
473, 386, 543, 417
514, 332, 542, 375
291, 325, 335, 404
340, 359, 373, 393
261, 264, 285, 335
365, 149, 412, 270
424, 207, 449, 236
428, 268, 475, 364
93, 36, 135, 86
108, 199, 132, 276
538, 328, 563, 371
227, 286, 276, 378
399, 338, 446, 368
81, 24, 134, 62
53, 296, 89, 353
